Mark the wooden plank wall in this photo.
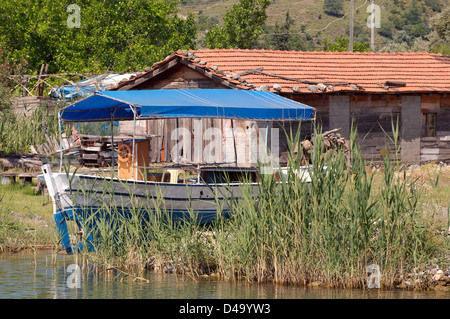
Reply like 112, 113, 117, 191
118, 63, 281, 166
120, 118, 270, 167
293, 93, 403, 163
421, 94, 450, 163
12, 97, 58, 116
134, 64, 227, 90
285, 94, 328, 162
350, 94, 402, 162
289, 94, 329, 133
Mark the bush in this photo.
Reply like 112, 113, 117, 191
323, 0, 344, 17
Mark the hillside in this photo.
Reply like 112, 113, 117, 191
178, 0, 447, 51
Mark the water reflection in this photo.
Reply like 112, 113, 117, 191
0, 251, 448, 299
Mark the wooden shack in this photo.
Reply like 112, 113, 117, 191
111, 49, 450, 165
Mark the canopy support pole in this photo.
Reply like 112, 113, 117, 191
176, 118, 179, 167
110, 111, 115, 179
231, 119, 238, 167
312, 110, 317, 165
131, 106, 137, 180
264, 121, 270, 168
265, 121, 269, 150
58, 111, 63, 173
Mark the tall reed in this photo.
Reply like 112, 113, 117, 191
68, 124, 437, 289
0, 104, 61, 154
208, 124, 435, 288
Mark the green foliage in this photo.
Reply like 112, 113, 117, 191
0, 0, 447, 78
0, 49, 27, 112
75, 121, 119, 136
0, 183, 55, 252
270, 11, 295, 51
323, 0, 344, 17
323, 37, 370, 52
429, 7, 450, 54
389, 0, 431, 38
381, 6, 449, 54
205, 0, 271, 49
196, 14, 219, 32
0, 0, 198, 74
430, 44, 450, 55
379, 18, 395, 39
0, 104, 60, 154
379, 0, 444, 52
264, 11, 315, 51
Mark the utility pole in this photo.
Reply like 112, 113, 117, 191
370, 0, 375, 51
349, 0, 354, 51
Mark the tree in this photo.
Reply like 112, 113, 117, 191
0, 0, 198, 73
205, 0, 271, 49
381, 7, 450, 54
379, 18, 395, 39
323, 0, 344, 17
267, 11, 313, 51
323, 37, 370, 52
429, 7, 450, 54
271, 11, 295, 51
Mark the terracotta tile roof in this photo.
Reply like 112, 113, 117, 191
112, 49, 450, 94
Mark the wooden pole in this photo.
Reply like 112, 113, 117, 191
40, 64, 48, 97
110, 112, 115, 179
349, 0, 354, 52
131, 105, 137, 179
231, 119, 238, 166
36, 64, 44, 96
370, 0, 376, 51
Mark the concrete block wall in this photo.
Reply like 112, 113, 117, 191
401, 95, 421, 164
329, 95, 350, 138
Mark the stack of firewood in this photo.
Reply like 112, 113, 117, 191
295, 128, 351, 165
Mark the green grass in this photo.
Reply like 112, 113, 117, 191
0, 183, 52, 217
0, 182, 56, 252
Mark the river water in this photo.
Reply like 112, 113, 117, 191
0, 250, 448, 300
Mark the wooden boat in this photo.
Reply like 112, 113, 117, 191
40, 89, 315, 254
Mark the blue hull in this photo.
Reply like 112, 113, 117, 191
54, 204, 232, 254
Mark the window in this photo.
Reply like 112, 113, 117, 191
421, 112, 436, 137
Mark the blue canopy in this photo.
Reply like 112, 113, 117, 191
59, 89, 315, 122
